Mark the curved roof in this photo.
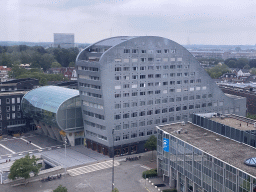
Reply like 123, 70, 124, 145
22, 86, 80, 113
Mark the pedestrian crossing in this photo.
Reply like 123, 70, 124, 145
67, 160, 120, 177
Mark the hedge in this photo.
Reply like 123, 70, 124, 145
142, 168, 157, 178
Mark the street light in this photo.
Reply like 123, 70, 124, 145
64, 136, 67, 174
112, 129, 115, 191
0, 170, 2, 184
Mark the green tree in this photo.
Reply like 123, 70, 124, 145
68, 62, 75, 67
236, 58, 249, 69
249, 59, 256, 68
112, 188, 119, 192
51, 61, 62, 68
243, 64, 250, 69
53, 185, 67, 192
144, 135, 157, 160
227, 60, 237, 68
8, 154, 42, 181
251, 68, 256, 75
206, 64, 230, 79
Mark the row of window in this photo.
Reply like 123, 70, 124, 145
5, 97, 21, 105
114, 103, 214, 120
83, 101, 103, 109
115, 72, 196, 80
77, 66, 99, 72
80, 91, 102, 99
79, 82, 101, 90
6, 112, 22, 120
114, 97, 215, 108
123, 49, 176, 54
8, 120, 26, 126
78, 75, 100, 81
84, 120, 106, 130
5, 105, 21, 112
115, 65, 189, 72
86, 130, 107, 141
114, 57, 181, 63
115, 130, 154, 141
114, 65, 189, 72
1, 87, 17, 92
83, 110, 105, 120
114, 87, 206, 98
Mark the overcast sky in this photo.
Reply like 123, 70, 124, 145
1, 0, 256, 45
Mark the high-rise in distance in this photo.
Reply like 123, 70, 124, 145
76, 36, 246, 157
54, 33, 74, 48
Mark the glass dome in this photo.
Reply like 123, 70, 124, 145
244, 157, 256, 167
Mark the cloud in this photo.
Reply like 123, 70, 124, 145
0, 0, 256, 45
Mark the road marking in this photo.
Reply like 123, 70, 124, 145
20, 138, 43, 149
68, 160, 120, 177
141, 165, 151, 170
0, 144, 16, 154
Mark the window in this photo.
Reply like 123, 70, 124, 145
132, 49, 138, 53
132, 58, 138, 63
155, 90, 161, 94
219, 101, 224, 106
131, 122, 137, 128
148, 58, 154, 62
156, 66, 161, 70
170, 73, 175, 77
155, 74, 161, 78
12, 98, 15, 104
176, 97, 181, 101
202, 94, 207, 98
123, 103, 129, 108
132, 84, 137, 88
12, 105, 15, 111
176, 89, 181, 92
190, 80, 194, 83
147, 130, 153, 135
123, 67, 130, 71
139, 121, 145, 126
208, 94, 212, 98
6, 98, 10, 104
189, 96, 194, 100
195, 104, 200, 108
155, 119, 160, 124
115, 67, 121, 71
140, 66, 146, 70
147, 120, 153, 125
133, 67, 138, 71
169, 98, 175, 102
163, 74, 168, 78
132, 102, 137, 107
163, 82, 168, 86
196, 95, 201, 99
184, 72, 188, 76
139, 75, 145, 80
155, 82, 160, 86
176, 107, 181, 111
115, 76, 121, 80
141, 58, 146, 62
141, 50, 146, 53
148, 82, 153, 86
114, 115, 121, 120
184, 80, 188, 84
7, 113, 10, 120
139, 132, 144, 136
115, 94, 121, 98
115, 136, 120, 141
123, 124, 129, 129
131, 133, 137, 138
155, 109, 160, 114
170, 89, 175, 92
17, 105, 20, 111
123, 113, 130, 119
202, 103, 206, 107
162, 98, 168, 103
170, 81, 175, 85
190, 87, 195, 91
163, 65, 168, 69
123, 84, 129, 88
124, 49, 130, 53
202, 86, 207, 90
6, 106, 10, 112
177, 73, 182, 77
183, 106, 187, 110
147, 91, 153, 95
147, 100, 153, 105
177, 65, 182, 69
162, 108, 167, 113
170, 65, 175, 69
131, 112, 137, 117
155, 99, 161, 104
140, 101, 146, 106
123, 76, 129, 80
115, 104, 121, 109
169, 107, 174, 112
169, 117, 174, 121
132, 92, 138, 96
162, 118, 167, 123
12, 113, 15, 119
177, 81, 181, 84
147, 110, 153, 115
123, 134, 129, 140
148, 74, 154, 78
148, 66, 154, 70
183, 96, 188, 100
132, 75, 138, 79
189, 105, 194, 109
115, 125, 121, 130
164, 49, 169, 53
139, 111, 145, 116
208, 102, 212, 107
140, 83, 145, 88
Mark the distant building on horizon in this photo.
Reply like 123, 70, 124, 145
53, 33, 74, 49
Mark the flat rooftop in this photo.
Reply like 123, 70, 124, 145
211, 116, 256, 131
158, 122, 256, 177
0, 91, 27, 96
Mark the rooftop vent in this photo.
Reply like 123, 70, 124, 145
216, 138, 220, 141
245, 157, 256, 167
181, 121, 186, 126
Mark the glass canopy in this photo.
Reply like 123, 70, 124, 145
21, 86, 83, 132
244, 157, 256, 167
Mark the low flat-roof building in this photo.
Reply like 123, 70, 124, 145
157, 121, 256, 192
21, 86, 83, 146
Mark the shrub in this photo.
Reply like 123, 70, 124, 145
142, 168, 157, 178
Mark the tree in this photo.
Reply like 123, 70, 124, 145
8, 154, 42, 181
68, 62, 75, 67
112, 188, 119, 192
227, 60, 237, 68
51, 61, 62, 68
243, 64, 250, 69
53, 185, 67, 192
249, 59, 256, 68
251, 68, 256, 75
205, 64, 230, 79
236, 58, 249, 69
144, 135, 157, 161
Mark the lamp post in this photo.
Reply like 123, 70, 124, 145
64, 136, 67, 174
0, 170, 2, 184
112, 129, 115, 191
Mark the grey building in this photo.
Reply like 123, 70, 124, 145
54, 33, 74, 48
76, 36, 246, 157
